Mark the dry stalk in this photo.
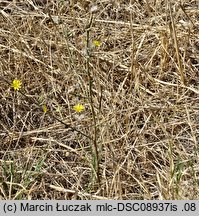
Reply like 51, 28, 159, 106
168, 2, 185, 85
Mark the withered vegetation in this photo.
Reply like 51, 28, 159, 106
0, 0, 199, 199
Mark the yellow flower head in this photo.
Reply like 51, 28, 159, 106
73, 104, 85, 113
93, 40, 101, 47
11, 79, 22, 91
42, 104, 48, 113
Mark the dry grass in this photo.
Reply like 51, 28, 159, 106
0, 0, 199, 200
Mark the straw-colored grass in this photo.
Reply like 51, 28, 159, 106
0, 0, 199, 200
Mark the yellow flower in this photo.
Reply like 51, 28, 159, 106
93, 40, 101, 47
73, 104, 85, 113
11, 79, 22, 91
42, 104, 47, 113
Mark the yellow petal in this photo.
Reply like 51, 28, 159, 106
11, 79, 22, 91
42, 105, 47, 113
93, 40, 101, 47
73, 104, 85, 113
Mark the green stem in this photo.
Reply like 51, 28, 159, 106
85, 14, 100, 185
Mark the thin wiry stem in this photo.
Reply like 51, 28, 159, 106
1, 76, 92, 140
85, 13, 100, 185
